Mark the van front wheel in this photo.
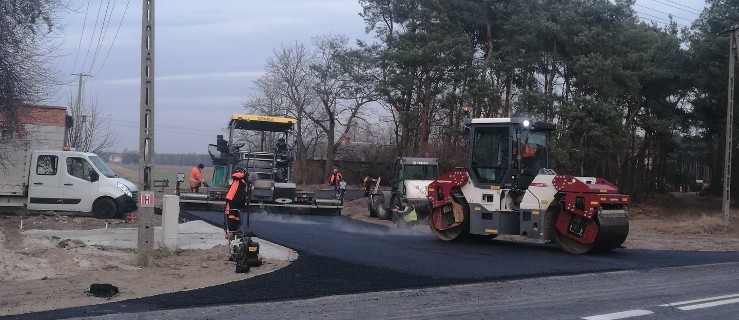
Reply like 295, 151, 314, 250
93, 198, 118, 219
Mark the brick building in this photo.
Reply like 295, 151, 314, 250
0, 104, 68, 149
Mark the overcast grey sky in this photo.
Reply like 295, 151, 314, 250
50, 0, 707, 154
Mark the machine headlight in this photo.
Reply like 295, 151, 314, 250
117, 182, 133, 197
523, 120, 531, 127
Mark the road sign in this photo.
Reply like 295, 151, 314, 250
140, 192, 155, 207
126, 212, 138, 224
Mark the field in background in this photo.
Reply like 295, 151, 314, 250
109, 163, 215, 192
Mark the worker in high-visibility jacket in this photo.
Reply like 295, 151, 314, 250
189, 163, 206, 192
363, 175, 378, 197
329, 168, 344, 198
224, 167, 249, 238
329, 168, 343, 186
391, 198, 418, 228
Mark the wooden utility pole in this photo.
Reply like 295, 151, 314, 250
723, 25, 739, 225
138, 0, 155, 265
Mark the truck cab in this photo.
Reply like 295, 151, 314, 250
370, 157, 439, 220
25, 150, 138, 218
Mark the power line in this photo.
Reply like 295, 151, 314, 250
661, 0, 702, 14
88, 0, 116, 74
80, 1, 105, 72
71, 0, 91, 72
636, 11, 689, 28
107, 121, 219, 138
637, 14, 671, 27
95, 0, 132, 76
110, 119, 226, 134
646, 0, 739, 27
645, 0, 701, 15
634, 3, 692, 22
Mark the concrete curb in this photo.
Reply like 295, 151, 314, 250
21, 220, 298, 262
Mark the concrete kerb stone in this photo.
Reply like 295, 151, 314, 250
21, 220, 298, 262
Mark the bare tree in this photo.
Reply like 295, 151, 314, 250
262, 43, 316, 184
1, 0, 65, 167
244, 74, 286, 115
306, 34, 377, 182
66, 95, 118, 153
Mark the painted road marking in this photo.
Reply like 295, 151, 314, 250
582, 309, 654, 320
677, 297, 739, 311
659, 293, 739, 307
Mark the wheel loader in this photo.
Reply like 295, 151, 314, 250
427, 113, 629, 254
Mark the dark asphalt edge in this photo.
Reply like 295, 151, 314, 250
4, 251, 640, 320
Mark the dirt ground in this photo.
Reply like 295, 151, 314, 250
0, 211, 288, 317
2, 182, 738, 316
342, 193, 739, 252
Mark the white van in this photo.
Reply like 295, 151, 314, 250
0, 149, 139, 218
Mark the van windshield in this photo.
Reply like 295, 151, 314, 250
89, 156, 118, 178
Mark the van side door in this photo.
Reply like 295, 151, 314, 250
27, 154, 61, 211
60, 156, 100, 212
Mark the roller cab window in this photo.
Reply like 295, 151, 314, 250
470, 127, 510, 184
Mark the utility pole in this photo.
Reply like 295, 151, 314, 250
70, 73, 91, 148
138, 0, 155, 265
722, 25, 739, 225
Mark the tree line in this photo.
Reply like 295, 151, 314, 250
246, 0, 739, 199
3, 0, 739, 200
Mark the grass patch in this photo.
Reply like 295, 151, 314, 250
650, 214, 736, 235
135, 252, 153, 267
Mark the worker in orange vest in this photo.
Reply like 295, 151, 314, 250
225, 167, 249, 238
189, 163, 206, 192
329, 168, 344, 198
329, 168, 343, 186
363, 175, 378, 197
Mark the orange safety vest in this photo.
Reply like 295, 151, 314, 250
225, 172, 248, 218
189, 167, 203, 188
363, 176, 376, 188
515, 142, 536, 158
330, 172, 343, 185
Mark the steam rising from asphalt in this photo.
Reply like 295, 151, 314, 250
249, 211, 430, 237
329, 219, 431, 237
249, 211, 319, 225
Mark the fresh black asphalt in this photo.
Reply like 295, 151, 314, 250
9, 190, 739, 319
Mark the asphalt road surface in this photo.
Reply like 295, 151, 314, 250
11, 202, 739, 319
64, 262, 739, 319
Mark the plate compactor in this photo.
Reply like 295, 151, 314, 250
225, 208, 262, 273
